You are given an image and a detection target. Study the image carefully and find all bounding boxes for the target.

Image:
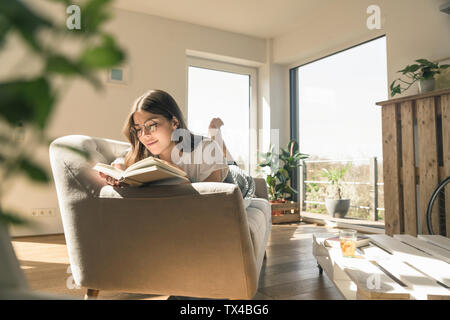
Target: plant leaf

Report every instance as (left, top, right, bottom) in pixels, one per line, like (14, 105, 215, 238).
(293, 153, 309, 161)
(0, 80, 33, 124)
(46, 55, 82, 75)
(0, 13, 11, 49)
(17, 157, 50, 183)
(24, 77, 55, 129)
(280, 148, 290, 159)
(0, 77, 55, 128)
(0, 210, 27, 226)
(422, 69, 434, 80)
(400, 64, 419, 73)
(0, 0, 53, 52)
(80, 34, 124, 69)
(415, 59, 433, 66)
(51, 143, 91, 160)
(80, 0, 112, 34)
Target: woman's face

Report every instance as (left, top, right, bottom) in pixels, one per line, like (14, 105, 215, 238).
(132, 110, 179, 157)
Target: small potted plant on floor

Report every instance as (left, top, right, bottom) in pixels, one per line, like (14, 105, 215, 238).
(258, 139, 309, 216)
(320, 163, 351, 218)
(390, 58, 449, 97)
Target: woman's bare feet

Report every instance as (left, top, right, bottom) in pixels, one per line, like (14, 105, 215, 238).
(208, 117, 224, 135)
(208, 117, 235, 163)
(208, 117, 225, 143)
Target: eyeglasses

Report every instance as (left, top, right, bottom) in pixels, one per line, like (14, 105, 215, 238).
(131, 120, 158, 137)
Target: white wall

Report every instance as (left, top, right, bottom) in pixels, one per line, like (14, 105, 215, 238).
(271, 0, 450, 152)
(4, 5, 266, 237)
(257, 40, 289, 157)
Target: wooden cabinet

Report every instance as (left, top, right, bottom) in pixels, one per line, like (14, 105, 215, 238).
(376, 88, 450, 236)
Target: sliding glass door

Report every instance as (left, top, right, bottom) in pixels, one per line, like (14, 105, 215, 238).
(291, 36, 388, 220)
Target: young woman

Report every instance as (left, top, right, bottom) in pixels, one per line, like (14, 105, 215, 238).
(99, 89, 255, 201)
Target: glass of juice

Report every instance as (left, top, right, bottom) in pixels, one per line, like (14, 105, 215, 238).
(339, 229, 357, 257)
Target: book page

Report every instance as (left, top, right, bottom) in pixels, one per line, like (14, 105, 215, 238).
(125, 156, 187, 177)
(123, 166, 189, 184)
(93, 163, 124, 180)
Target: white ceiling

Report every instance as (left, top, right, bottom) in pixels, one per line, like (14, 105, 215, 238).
(113, 0, 333, 39)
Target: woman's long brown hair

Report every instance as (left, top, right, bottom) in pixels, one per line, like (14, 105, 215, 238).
(122, 90, 200, 168)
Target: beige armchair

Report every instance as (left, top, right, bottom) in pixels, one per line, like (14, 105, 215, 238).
(49, 135, 271, 299)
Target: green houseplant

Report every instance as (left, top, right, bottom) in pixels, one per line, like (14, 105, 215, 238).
(0, 0, 125, 298)
(0, 0, 125, 224)
(258, 139, 309, 215)
(390, 58, 450, 97)
(320, 163, 351, 218)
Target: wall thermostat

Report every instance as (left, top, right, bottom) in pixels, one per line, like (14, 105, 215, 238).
(107, 66, 129, 84)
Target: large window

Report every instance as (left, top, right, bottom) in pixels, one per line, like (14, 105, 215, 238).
(295, 36, 387, 159)
(291, 36, 388, 221)
(187, 57, 257, 173)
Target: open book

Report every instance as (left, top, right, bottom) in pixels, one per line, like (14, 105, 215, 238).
(93, 156, 190, 186)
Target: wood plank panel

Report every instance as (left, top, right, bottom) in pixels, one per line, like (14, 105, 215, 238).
(393, 234, 450, 263)
(327, 248, 410, 300)
(381, 103, 402, 235)
(361, 245, 450, 300)
(417, 234, 450, 250)
(271, 213, 300, 224)
(400, 101, 417, 235)
(377, 88, 450, 106)
(416, 97, 440, 234)
(441, 94, 450, 237)
(368, 234, 450, 287)
(271, 202, 299, 211)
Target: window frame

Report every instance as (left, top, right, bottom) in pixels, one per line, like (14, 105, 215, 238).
(186, 56, 258, 174)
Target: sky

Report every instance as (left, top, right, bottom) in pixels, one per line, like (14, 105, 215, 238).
(297, 36, 388, 160)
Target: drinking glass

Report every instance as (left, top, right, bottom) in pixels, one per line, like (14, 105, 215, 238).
(339, 229, 357, 257)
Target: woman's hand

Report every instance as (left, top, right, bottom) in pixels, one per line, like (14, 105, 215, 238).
(98, 163, 125, 187)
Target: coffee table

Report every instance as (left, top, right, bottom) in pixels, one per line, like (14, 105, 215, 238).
(312, 233, 450, 300)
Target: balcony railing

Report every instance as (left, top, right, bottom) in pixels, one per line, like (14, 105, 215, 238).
(298, 157, 384, 221)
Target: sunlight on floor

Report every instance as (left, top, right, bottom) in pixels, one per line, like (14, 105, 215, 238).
(12, 241, 69, 264)
(20, 265, 36, 270)
(290, 227, 338, 241)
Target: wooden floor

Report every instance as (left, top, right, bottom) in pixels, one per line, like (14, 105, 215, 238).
(11, 222, 344, 300)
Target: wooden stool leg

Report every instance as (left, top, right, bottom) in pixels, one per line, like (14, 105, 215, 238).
(84, 289, 100, 300)
(264, 250, 267, 259)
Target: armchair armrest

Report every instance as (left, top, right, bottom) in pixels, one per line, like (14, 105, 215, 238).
(253, 177, 269, 200)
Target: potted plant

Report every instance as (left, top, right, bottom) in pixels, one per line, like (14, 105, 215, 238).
(258, 139, 309, 216)
(320, 163, 351, 218)
(0, 0, 124, 298)
(390, 58, 450, 97)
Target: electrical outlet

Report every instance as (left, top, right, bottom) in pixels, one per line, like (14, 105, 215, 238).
(31, 208, 56, 217)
